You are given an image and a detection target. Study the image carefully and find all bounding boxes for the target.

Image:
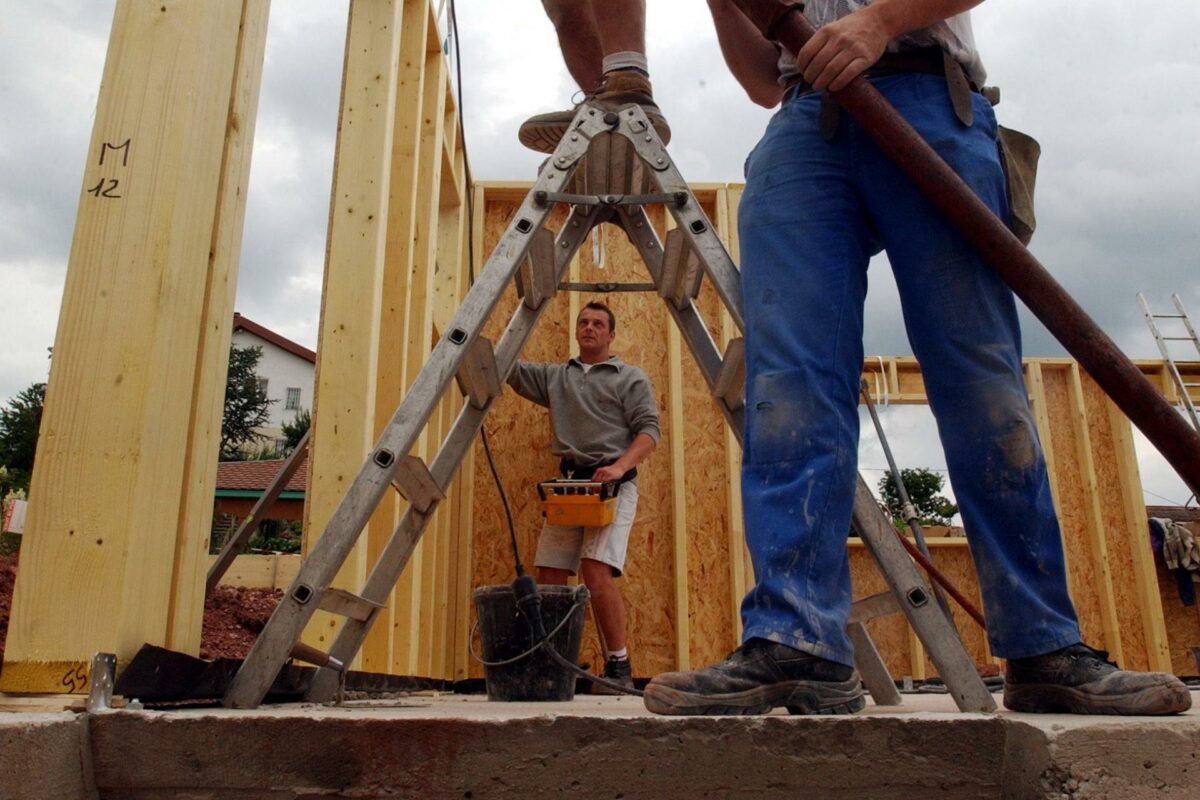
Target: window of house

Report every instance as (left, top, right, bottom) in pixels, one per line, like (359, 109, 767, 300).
(255, 377, 269, 395)
(285, 387, 301, 410)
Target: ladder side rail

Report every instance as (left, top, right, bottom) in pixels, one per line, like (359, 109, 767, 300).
(616, 107, 745, 334)
(305, 209, 596, 701)
(617, 206, 745, 435)
(850, 478, 996, 712)
(223, 133, 603, 709)
(1171, 293, 1200, 358)
(1140, 293, 1200, 431)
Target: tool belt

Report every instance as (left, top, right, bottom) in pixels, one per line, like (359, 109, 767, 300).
(782, 46, 1040, 244)
(558, 457, 637, 486)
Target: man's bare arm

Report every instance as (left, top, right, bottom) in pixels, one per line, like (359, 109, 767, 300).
(593, 433, 657, 483)
(706, 0, 785, 108)
(799, 0, 985, 91)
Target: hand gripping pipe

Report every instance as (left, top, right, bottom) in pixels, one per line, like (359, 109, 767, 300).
(731, 0, 1200, 500)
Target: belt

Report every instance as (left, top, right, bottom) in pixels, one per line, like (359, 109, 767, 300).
(559, 457, 637, 485)
(782, 47, 980, 133)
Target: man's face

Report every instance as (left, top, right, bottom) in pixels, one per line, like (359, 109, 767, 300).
(576, 308, 615, 353)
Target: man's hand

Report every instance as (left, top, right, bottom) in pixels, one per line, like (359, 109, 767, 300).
(797, 6, 890, 92)
(592, 464, 627, 483)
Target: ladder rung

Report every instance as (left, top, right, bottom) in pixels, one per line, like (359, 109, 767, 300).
(1162, 336, 1198, 341)
(391, 455, 445, 514)
(516, 228, 556, 310)
(714, 337, 746, 411)
(1152, 314, 1187, 319)
(318, 587, 385, 623)
(848, 591, 902, 624)
(454, 336, 502, 409)
(660, 228, 703, 310)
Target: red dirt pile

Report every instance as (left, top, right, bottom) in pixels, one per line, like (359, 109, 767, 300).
(0, 555, 279, 663)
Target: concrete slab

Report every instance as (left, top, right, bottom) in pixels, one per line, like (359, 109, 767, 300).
(1, 691, 1197, 799)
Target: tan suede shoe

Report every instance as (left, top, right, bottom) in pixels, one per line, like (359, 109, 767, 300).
(518, 71, 671, 154)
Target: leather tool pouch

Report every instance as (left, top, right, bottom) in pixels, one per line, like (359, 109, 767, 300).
(996, 125, 1041, 245)
(944, 54, 1041, 245)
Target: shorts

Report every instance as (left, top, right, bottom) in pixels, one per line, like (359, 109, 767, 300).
(534, 481, 639, 577)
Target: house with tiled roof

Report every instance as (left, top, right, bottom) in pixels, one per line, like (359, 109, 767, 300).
(211, 454, 309, 552)
(231, 313, 315, 455)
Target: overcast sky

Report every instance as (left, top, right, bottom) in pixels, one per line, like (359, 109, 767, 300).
(2, 0, 1197, 506)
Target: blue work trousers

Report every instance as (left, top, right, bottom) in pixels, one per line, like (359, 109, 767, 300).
(737, 74, 1082, 665)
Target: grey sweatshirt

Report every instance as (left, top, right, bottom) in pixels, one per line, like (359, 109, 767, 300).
(507, 356, 661, 470)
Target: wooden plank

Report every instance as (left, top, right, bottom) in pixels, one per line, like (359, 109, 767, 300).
(1026, 363, 1070, 574)
(368, 0, 430, 678)
(717, 187, 747, 642)
(302, 0, 406, 666)
(1106, 397, 1173, 672)
(668, 314, 690, 671)
(1, 0, 269, 693)
(1066, 363, 1125, 665)
(412, 41, 450, 679)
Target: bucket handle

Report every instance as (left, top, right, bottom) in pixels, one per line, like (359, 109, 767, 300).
(468, 599, 588, 668)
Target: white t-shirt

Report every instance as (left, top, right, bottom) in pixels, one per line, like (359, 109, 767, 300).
(777, 0, 986, 87)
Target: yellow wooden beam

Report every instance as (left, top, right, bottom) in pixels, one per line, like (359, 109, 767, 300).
(1067, 363, 1125, 665)
(302, 0, 407, 668)
(1, 0, 269, 693)
(1106, 398, 1173, 672)
(718, 187, 747, 644)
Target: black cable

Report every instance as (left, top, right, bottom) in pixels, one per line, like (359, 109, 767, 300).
(446, 2, 639, 699)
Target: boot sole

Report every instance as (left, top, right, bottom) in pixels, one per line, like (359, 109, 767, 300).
(1004, 681, 1193, 715)
(518, 103, 671, 155)
(643, 677, 865, 716)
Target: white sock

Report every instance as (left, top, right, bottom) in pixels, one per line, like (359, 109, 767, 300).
(608, 647, 628, 661)
(602, 51, 649, 77)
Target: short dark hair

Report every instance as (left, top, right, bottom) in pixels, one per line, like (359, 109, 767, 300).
(581, 301, 616, 333)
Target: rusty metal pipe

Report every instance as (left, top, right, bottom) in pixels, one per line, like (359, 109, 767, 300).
(731, 0, 1200, 499)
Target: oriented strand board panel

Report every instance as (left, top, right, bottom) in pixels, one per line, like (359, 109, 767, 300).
(1040, 365, 1106, 648)
(1154, 522, 1200, 676)
(1, 0, 270, 693)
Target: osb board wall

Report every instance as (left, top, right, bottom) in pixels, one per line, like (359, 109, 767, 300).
(465, 182, 1178, 679)
(469, 188, 737, 679)
(1154, 522, 1200, 676)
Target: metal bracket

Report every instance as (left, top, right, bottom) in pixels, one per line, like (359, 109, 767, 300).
(454, 336, 503, 410)
(391, 455, 444, 514)
(661, 228, 704, 310)
(714, 337, 746, 412)
(534, 190, 687, 208)
(559, 281, 657, 293)
(515, 228, 557, 310)
(86, 652, 116, 713)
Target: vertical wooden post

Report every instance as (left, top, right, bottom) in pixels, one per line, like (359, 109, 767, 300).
(1, 0, 270, 693)
(302, 0, 407, 663)
(717, 187, 748, 644)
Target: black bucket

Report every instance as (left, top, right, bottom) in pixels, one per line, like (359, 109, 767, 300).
(473, 583, 589, 701)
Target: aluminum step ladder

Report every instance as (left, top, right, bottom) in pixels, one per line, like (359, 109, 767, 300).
(223, 101, 994, 713)
(1138, 292, 1200, 435)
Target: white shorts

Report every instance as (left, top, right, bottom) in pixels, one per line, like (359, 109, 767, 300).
(534, 481, 639, 577)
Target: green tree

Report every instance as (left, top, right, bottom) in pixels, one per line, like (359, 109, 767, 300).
(0, 382, 46, 493)
(221, 345, 274, 460)
(878, 467, 958, 527)
(281, 407, 311, 455)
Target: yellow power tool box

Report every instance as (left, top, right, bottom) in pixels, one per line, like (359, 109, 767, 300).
(537, 478, 619, 527)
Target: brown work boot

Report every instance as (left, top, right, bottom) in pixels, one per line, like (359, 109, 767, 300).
(1004, 643, 1192, 715)
(591, 655, 635, 695)
(643, 638, 865, 716)
(518, 71, 671, 154)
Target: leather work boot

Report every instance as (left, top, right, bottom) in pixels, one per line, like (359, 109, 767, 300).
(518, 71, 671, 154)
(591, 655, 634, 695)
(643, 638, 865, 716)
(1004, 643, 1192, 715)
